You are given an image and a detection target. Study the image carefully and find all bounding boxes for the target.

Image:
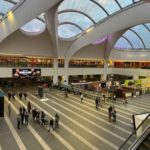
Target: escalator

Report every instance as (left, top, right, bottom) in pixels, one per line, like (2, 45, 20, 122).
(119, 113, 150, 150)
(137, 132, 150, 150)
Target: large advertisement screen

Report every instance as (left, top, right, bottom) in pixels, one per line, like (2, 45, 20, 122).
(13, 68, 41, 77)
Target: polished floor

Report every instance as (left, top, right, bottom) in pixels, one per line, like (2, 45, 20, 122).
(0, 87, 150, 150)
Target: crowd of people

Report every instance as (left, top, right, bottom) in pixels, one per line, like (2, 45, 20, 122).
(16, 105, 60, 131)
(7, 92, 60, 132)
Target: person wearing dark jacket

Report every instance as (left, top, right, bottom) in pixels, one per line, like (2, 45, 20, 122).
(48, 118, 54, 132)
(108, 105, 113, 122)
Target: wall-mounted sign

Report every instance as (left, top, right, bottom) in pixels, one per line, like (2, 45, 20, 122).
(13, 68, 41, 77)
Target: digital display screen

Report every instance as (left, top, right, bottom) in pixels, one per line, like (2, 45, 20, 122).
(13, 68, 41, 77)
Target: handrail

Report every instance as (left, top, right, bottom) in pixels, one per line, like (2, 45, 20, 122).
(130, 124, 150, 150)
(118, 113, 150, 150)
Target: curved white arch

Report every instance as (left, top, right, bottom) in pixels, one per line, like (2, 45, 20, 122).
(0, 0, 61, 43)
(65, 2, 150, 61)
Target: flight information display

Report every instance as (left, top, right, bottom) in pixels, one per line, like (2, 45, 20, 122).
(13, 68, 41, 77)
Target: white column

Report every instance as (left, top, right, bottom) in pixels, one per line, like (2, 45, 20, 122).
(133, 74, 139, 81)
(63, 59, 69, 85)
(101, 60, 108, 81)
(63, 75, 69, 85)
(53, 58, 58, 85)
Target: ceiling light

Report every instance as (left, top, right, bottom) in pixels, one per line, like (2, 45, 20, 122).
(86, 27, 94, 33)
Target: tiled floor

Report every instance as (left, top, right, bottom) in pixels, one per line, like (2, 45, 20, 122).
(0, 87, 150, 150)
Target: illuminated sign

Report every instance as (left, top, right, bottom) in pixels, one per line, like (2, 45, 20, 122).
(13, 68, 41, 77)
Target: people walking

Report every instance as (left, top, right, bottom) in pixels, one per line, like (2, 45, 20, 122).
(25, 111, 29, 126)
(123, 94, 128, 105)
(65, 91, 68, 98)
(108, 105, 113, 122)
(95, 97, 99, 110)
(8, 91, 11, 101)
(17, 113, 21, 129)
(55, 114, 60, 130)
(19, 92, 23, 100)
(112, 106, 117, 122)
(41, 111, 45, 125)
(113, 93, 116, 103)
(102, 95, 106, 104)
(24, 92, 27, 100)
(80, 93, 83, 103)
(8, 102, 11, 116)
(20, 107, 25, 125)
(12, 92, 15, 100)
(48, 118, 54, 132)
(27, 101, 31, 113)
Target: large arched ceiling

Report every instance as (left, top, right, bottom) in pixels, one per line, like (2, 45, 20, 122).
(114, 23, 150, 49)
(65, 2, 150, 61)
(0, 0, 61, 43)
(19, 0, 142, 40)
(58, 0, 142, 40)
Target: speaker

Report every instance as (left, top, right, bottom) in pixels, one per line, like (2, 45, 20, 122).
(0, 92, 4, 117)
(101, 83, 106, 88)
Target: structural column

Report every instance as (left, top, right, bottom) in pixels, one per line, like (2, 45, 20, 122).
(63, 59, 69, 85)
(101, 60, 108, 81)
(53, 58, 58, 85)
(133, 74, 139, 81)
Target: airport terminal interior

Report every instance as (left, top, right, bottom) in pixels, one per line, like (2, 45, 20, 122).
(0, 0, 150, 150)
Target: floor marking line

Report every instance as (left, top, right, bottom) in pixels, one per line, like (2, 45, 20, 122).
(15, 97, 75, 150)
(69, 94, 132, 116)
(28, 93, 118, 149)
(127, 99, 150, 107)
(4, 112, 26, 150)
(69, 94, 141, 121)
(78, 95, 148, 114)
(57, 94, 132, 127)
(5, 97, 51, 150)
(48, 94, 131, 135)
(27, 93, 99, 150)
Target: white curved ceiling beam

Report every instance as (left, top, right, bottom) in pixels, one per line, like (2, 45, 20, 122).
(104, 30, 126, 60)
(0, 0, 61, 43)
(45, 1, 62, 58)
(65, 2, 150, 61)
